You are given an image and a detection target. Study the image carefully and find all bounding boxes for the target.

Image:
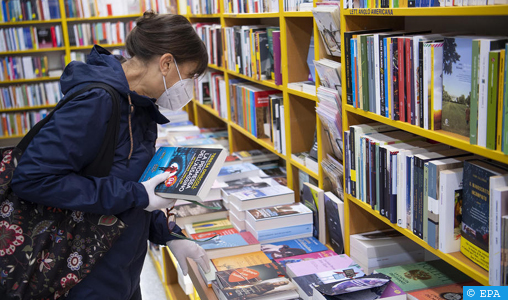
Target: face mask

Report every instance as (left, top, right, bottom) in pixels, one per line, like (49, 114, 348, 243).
(157, 60, 194, 111)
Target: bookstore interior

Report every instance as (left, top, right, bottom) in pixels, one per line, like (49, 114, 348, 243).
(1, 0, 508, 299)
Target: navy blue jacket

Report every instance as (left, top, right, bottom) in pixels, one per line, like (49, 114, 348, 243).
(11, 46, 182, 300)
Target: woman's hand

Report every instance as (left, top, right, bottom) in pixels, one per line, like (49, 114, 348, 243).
(166, 239, 210, 276)
(141, 172, 177, 211)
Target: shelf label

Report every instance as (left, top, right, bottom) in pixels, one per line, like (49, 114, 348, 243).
(350, 9, 394, 15)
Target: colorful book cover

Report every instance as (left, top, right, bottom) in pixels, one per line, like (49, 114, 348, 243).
(138, 147, 226, 201)
(487, 50, 500, 150)
(247, 203, 312, 220)
(250, 223, 313, 241)
(374, 260, 471, 292)
(381, 281, 406, 298)
(191, 228, 239, 240)
(260, 237, 328, 260)
(192, 219, 233, 233)
(218, 163, 259, 178)
(441, 37, 473, 138)
(314, 273, 391, 297)
(216, 262, 287, 288)
(274, 250, 338, 269)
(287, 254, 356, 278)
(173, 200, 226, 218)
(220, 276, 297, 300)
(212, 251, 272, 272)
(196, 232, 258, 251)
(407, 281, 480, 299)
(293, 265, 364, 298)
(301, 183, 320, 241)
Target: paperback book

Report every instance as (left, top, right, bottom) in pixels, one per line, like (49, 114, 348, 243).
(138, 147, 227, 201)
(218, 276, 299, 300)
(260, 237, 328, 260)
(274, 250, 338, 269)
(172, 200, 227, 225)
(246, 202, 313, 231)
(312, 273, 391, 300)
(216, 262, 287, 288)
(286, 254, 357, 278)
(212, 251, 272, 272)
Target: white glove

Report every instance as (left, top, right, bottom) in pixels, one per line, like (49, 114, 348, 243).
(141, 172, 177, 212)
(167, 239, 210, 276)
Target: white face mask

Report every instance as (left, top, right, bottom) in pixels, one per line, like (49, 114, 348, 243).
(157, 60, 194, 111)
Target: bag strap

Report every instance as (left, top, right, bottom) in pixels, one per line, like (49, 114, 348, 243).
(16, 82, 122, 178)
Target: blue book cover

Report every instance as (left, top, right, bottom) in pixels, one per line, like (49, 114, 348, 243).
(261, 237, 327, 260)
(254, 224, 313, 241)
(384, 38, 389, 118)
(197, 233, 254, 250)
(218, 163, 259, 177)
(138, 147, 226, 201)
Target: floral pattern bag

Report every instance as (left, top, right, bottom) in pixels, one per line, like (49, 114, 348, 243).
(0, 83, 125, 300)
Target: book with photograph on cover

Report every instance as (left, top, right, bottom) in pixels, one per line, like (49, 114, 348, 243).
(139, 147, 227, 201)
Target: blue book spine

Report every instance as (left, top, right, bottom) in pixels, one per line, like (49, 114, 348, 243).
(389, 152, 397, 224)
(406, 156, 412, 231)
(255, 224, 313, 241)
(384, 38, 389, 117)
(351, 39, 356, 108)
(1, 1, 7, 23)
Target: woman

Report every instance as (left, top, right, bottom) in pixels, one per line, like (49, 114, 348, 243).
(11, 12, 210, 300)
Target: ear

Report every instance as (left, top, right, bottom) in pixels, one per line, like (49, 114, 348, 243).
(159, 53, 174, 76)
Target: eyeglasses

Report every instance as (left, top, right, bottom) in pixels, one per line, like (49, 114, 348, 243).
(166, 206, 218, 242)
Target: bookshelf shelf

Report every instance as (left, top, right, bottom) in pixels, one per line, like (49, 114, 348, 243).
(0, 134, 25, 140)
(347, 195, 489, 286)
(341, 5, 508, 16)
(230, 122, 286, 159)
(222, 13, 280, 18)
(345, 105, 508, 165)
(283, 11, 314, 17)
(66, 14, 143, 22)
(0, 77, 61, 85)
(287, 88, 318, 101)
(187, 14, 221, 18)
(0, 48, 66, 55)
(193, 101, 227, 123)
(207, 64, 225, 72)
(226, 70, 282, 90)
(290, 158, 319, 179)
(0, 19, 62, 26)
(0, 104, 57, 113)
(70, 43, 126, 50)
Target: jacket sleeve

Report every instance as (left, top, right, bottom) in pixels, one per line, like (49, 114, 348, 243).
(11, 88, 150, 215)
(148, 210, 184, 245)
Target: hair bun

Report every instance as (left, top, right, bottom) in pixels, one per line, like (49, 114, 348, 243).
(137, 10, 157, 27)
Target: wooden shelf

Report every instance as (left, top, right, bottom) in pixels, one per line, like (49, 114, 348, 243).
(0, 47, 65, 55)
(345, 105, 508, 164)
(222, 13, 280, 18)
(66, 14, 142, 21)
(342, 5, 508, 16)
(226, 70, 282, 90)
(193, 101, 227, 123)
(347, 195, 489, 286)
(70, 43, 125, 50)
(0, 134, 25, 140)
(0, 77, 60, 85)
(0, 104, 57, 112)
(287, 88, 318, 101)
(290, 158, 319, 179)
(0, 19, 62, 26)
(187, 14, 222, 18)
(230, 122, 286, 159)
(283, 11, 314, 17)
(207, 64, 225, 72)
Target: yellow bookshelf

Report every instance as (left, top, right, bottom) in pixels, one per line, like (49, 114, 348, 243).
(65, 14, 143, 22)
(0, 104, 57, 112)
(69, 43, 126, 50)
(0, 48, 66, 55)
(341, 5, 508, 16)
(0, 19, 63, 26)
(0, 77, 61, 85)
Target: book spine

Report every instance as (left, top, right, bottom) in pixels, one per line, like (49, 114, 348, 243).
(478, 40, 490, 147)
(386, 38, 392, 118)
(345, 33, 353, 106)
(496, 50, 505, 152)
(352, 38, 357, 108)
(470, 40, 480, 145)
(369, 140, 376, 208)
(350, 127, 357, 198)
(504, 44, 508, 154)
(379, 36, 386, 117)
(380, 146, 387, 216)
(398, 38, 406, 122)
(413, 156, 422, 238)
(361, 35, 369, 111)
(365, 138, 371, 205)
(486, 51, 500, 150)
(392, 38, 399, 120)
(423, 162, 429, 243)
(389, 151, 398, 224)
(374, 35, 382, 115)
(418, 41, 424, 128)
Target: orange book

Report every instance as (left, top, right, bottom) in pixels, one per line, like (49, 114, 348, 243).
(16, 114, 22, 135)
(212, 251, 271, 272)
(408, 281, 480, 300)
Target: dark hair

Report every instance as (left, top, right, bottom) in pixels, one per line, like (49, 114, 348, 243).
(126, 11, 208, 76)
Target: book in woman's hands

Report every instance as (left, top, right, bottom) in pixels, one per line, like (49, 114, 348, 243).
(139, 147, 227, 202)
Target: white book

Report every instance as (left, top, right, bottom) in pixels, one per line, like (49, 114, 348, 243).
(489, 177, 508, 285)
(373, 33, 382, 116)
(246, 202, 313, 231)
(423, 43, 431, 130)
(280, 104, 286, 155)
(478, 39, 493, 147)
(438, 168, 463, 254)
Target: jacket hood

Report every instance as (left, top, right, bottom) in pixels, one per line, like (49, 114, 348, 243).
(60, 45, 169, 124)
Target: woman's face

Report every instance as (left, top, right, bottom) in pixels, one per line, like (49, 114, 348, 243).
(157, 54, 198, 98)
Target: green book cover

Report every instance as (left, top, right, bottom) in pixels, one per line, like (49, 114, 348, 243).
(470, 40, 480, 145)
(374, 260, 471, 292)
(487, 50, 500, 150)
(503, 44, 508, 154)
(266, 27, 278, 80)
(360, 35, 370, 112)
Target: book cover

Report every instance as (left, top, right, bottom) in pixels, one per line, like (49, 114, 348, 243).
(312, 7, 341, 57)
(374, 260, 471, 292)
(313, 273, 391, 297)
(438, 168, 463, 254)
(192, 218, 233, 233)
(486, 50, 500, 150)
(216, 262, 287, 288)
(191, 228, 239, 240)
(247, 203, 312, 220)
(220, 276, 297, 299)
(261, 237, 328, 260)
(301, 182, 323, 243)
(274, 250, 338, 269)
(218, 163, 260, 179)
(431, 42, 444, 131)
(138, 147, 227, 201)
(324, 192, 345, 254)
(441, 37, 473, 138)
(173, 200, 226, 218)
(293, 265, 365, 299)
(407, 281, 480, 300)
(212, 251, 272, 272)
(287, 254, 356, 278)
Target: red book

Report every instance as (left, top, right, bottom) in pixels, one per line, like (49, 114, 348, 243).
(50, 26, 57, 47)
(405, 38, 412, 124)
(191, 228, 239, 240)
(273, 31, 282, 85)
(107, 4, 113, 16)
(38, 1, 45, 20)
(398, 38, 406, 122)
